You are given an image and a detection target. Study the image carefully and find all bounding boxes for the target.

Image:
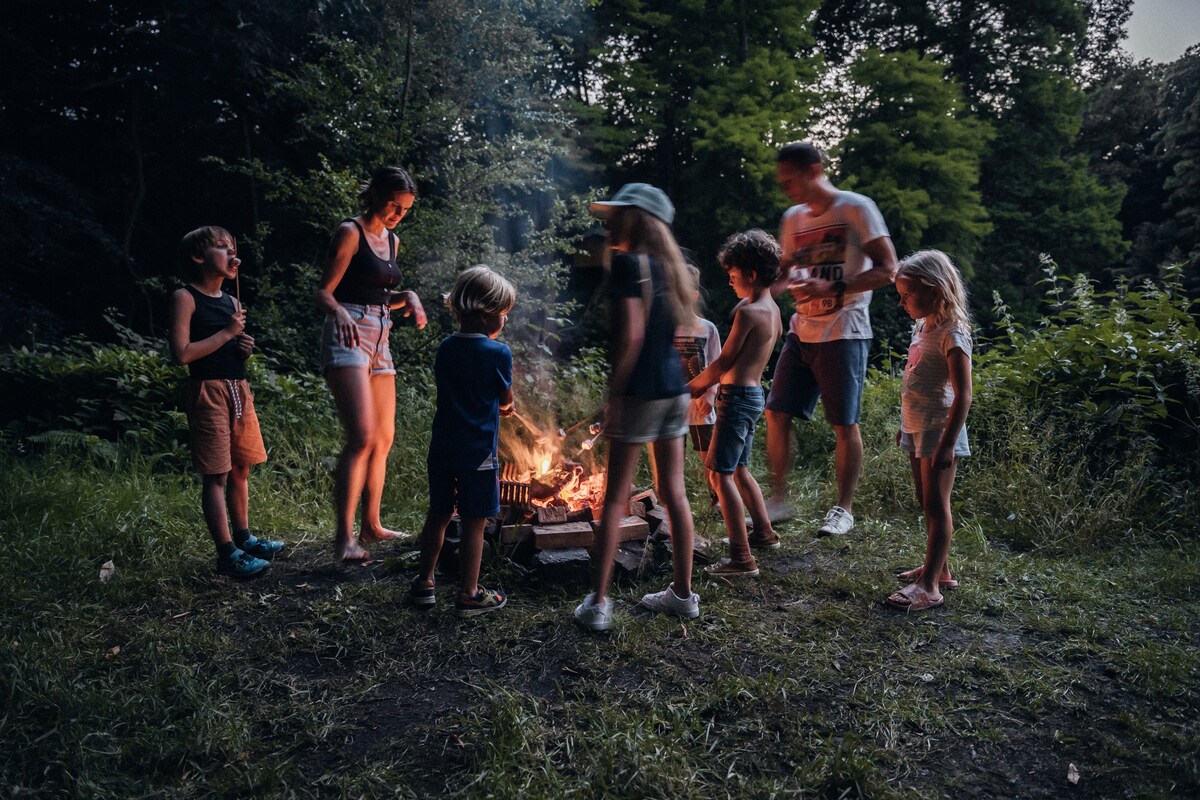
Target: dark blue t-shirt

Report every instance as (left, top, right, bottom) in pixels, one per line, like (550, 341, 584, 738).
(608, 253, 686, 400)
(430, 333, 513, 469)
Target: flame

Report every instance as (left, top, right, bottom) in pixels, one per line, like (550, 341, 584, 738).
(499, 412, 606, 511)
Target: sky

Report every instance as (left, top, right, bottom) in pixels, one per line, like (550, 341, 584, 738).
(1126, 0, 1200, 62)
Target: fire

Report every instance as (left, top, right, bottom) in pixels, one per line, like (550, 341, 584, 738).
(500, 413, 606, 511)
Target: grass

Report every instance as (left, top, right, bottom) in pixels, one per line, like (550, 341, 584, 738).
(2, 383, 1199, 798)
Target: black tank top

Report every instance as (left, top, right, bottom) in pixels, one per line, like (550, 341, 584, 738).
(185, 286, 246, 380)
(331, 219, 401, 305)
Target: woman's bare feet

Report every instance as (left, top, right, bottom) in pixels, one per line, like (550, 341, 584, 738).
(336, 539, 372, 561)
(897, 565, 958, 589)
(360, 526, 403, 544)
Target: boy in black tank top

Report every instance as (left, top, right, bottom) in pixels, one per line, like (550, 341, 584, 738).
(169, 226, 285, 579)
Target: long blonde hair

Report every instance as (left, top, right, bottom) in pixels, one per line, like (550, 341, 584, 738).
(606, 207, 696, 327)
(897, 249, 972, 334)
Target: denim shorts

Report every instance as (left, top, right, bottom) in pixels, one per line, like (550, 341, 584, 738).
(320, 303, 395, 375)
(765, 334, 868, 426)
(899, 427, 971, 459)
(706, 385, 765, 474)
(604, 394, 689, 444)
(427, 453, 500, 519)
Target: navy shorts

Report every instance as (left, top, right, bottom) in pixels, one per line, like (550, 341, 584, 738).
(427, 453, 500, 519)
(765, 334, 869, 426)
(706, 385, 765, 474)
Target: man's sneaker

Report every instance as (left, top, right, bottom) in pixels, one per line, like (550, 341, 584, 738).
(817, 506, 855, 536)
(638, 584, 700, 619)
(239, 534, 286, 560)
(704, 557, 760, 578)
(455, 586, 506, 617)
(764, 496, 796, 524)
(409, 578, 436, 607)
(573, 593, 614, 631)
(216, 549, 270, 579)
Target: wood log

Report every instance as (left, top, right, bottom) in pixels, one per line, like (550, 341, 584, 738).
(533, 521, 594, 549)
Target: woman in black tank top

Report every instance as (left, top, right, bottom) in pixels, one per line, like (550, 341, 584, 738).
(315, 166, 427, 561)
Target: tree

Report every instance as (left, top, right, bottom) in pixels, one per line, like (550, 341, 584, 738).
(838, 48, 992, 269)
(579, 0, 823, 287)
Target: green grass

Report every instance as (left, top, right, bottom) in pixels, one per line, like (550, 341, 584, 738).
(2, 380, 1198, 798)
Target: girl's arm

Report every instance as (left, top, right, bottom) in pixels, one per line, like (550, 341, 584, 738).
(934, 347, 973, 469)
(168, 289, 244, 366)
(688, 302, 748, 396)
(314, 222, 361, 347)
(606, 296, 645, 403)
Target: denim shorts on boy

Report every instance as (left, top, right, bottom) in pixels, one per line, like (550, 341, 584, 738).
(427, 451, 501, 519)
(689, 423, 713, 453)
(604, 393, 689, 444)
(765, 334, 869, 426)
(320, 303, 395, 375)
(185, 379, 268, 475)
(706, 385, 765, 474)
(898, 426, 970, 459)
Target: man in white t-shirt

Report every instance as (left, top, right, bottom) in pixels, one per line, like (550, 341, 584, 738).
(765, 141, 898, 536)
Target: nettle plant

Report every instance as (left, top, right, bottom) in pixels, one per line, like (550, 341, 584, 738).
(977, 258, 1200, 467)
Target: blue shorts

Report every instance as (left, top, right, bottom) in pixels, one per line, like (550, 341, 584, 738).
(899, 427, 970, 459)
(321, 303, 395, 376)
(765, 334, 868, 426)
(706, 385, 765, 474)
(427, 453, 500, 519)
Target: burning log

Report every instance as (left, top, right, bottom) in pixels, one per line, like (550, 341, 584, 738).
(529, 461, 585, 501)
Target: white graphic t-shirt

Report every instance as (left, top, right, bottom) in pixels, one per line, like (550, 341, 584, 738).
(779, 190, 889, 343)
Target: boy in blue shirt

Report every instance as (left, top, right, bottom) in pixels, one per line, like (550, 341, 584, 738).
(410, 266, 516, 616)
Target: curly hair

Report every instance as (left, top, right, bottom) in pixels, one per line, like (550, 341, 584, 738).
(717, 229, 781, 287)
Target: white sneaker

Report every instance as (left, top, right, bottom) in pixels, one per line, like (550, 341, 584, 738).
(764, 496, 796, 524)
(573, 593, 613, 631)
(817, 506, 854, 536)
(638, 584, 700, 619)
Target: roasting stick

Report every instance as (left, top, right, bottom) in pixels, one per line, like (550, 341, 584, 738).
(512, 410, 545, 438)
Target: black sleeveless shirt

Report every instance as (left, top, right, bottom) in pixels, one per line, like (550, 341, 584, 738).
(332, 219, 402, 305)
(185, 286, 246, 380)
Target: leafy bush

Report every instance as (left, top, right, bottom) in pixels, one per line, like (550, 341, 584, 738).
(977, 259, 1199, 471)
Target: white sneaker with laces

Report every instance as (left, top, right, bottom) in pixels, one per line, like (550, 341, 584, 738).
(573, 593, 613, 631)
(638, 584, 700, 619)
(817, 506, 855, 536)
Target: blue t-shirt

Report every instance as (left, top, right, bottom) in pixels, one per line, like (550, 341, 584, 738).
(430, 333, 513, 470)
(608, 253, 686, 400)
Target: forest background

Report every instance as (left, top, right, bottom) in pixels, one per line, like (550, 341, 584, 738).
(1, 2, 1199, 797)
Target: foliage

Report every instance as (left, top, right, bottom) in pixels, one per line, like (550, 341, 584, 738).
(840, 49, 993, 271)
(578, 0, 822, 300)
(978, 259, 1199, 464)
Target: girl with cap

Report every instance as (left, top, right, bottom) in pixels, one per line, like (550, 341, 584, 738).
(573, 183, 701, 631)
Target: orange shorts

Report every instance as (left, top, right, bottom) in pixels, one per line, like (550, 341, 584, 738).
(185, 379, 268, 475)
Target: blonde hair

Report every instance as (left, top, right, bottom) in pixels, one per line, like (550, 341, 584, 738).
(606, 208, 696, 327)
(445, 265, 517, 325)
(897, 249, 972, 334)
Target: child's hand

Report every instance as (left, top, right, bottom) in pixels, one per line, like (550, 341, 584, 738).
(500, 403, 515, 418)
(933, 442, 955, 470)
(236, 333, 254, 359)
(225, 309, 246, 337)
(895, 429, 902, 447)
